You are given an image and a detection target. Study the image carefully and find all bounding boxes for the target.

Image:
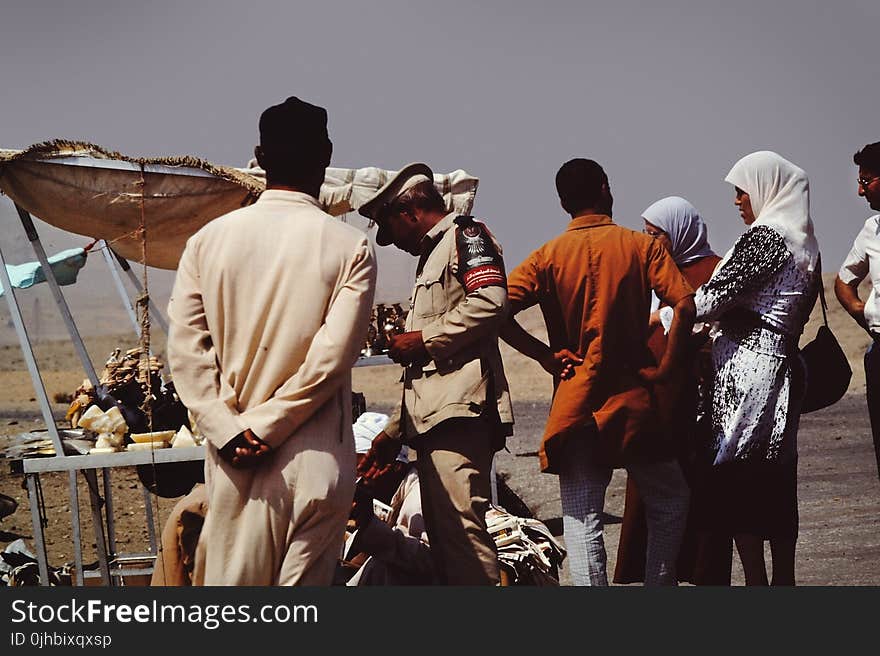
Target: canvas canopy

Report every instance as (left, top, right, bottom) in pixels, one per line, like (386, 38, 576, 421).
(0, 141, 479, 271)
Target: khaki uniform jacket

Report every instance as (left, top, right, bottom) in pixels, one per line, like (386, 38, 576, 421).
(385, 213, 514, 442)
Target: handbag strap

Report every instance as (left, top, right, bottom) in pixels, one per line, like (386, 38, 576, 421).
(816, 254, 829, 328)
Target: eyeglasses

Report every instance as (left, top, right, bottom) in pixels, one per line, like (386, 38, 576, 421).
(858, 175, 880, 188)
(643, 228, 666, 238)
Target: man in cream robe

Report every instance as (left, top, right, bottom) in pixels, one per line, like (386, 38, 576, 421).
(167, 97, 376, 585)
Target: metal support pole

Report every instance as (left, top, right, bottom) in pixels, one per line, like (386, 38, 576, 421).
(25, 475, 50, 586)
(0, 227, 68, 585)
(110, 247, 169, 336)
(84, 469, 111, 585)
(101, 241, 159, 557)
(15, 204, 99, 386)
(99, 241, 140, 334)
(102, 469, 117, 564)
(142, 486, 157, 555)
(13, 203, 116, 583)
(69, 471, 84, 586)
(0, 238, 64, 454)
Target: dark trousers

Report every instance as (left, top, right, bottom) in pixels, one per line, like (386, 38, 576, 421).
(864, 340, 880, 482)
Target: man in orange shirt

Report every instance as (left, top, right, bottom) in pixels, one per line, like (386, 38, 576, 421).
(502, 158, 695, 585)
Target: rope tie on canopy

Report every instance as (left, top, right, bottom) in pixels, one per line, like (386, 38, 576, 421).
(135, 163, 165, 583)
(136, 175, 152, 425)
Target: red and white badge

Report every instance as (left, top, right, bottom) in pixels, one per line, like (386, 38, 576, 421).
(454, 217, 506, 292)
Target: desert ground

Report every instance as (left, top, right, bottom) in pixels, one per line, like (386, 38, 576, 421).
(1, 278, 879, 586)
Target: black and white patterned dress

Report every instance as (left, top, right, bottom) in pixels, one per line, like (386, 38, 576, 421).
(694, 225, 819, 466)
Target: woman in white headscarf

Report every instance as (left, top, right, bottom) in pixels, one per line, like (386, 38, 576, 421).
(615, 197, 731, 585)
(692, 151, 820, 586)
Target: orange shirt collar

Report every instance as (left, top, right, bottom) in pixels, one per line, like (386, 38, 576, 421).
(566, 214, 614, 231)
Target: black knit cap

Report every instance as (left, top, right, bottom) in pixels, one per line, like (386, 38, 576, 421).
(258, 96, 330, 159)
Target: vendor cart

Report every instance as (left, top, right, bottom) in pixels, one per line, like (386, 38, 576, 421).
(0, 141, 480, 585)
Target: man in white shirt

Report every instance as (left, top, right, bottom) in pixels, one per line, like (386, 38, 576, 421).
(835, 140, 880, 481)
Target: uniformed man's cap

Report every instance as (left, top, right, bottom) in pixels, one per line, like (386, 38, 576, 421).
(358, 162, 434, 246)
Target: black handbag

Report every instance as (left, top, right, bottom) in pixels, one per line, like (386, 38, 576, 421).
(800, 264, 852, 413)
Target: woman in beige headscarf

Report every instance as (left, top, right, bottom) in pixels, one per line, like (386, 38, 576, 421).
(690, 151, 820, 585)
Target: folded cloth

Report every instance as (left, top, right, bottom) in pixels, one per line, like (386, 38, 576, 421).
(0, 248, 86, 297)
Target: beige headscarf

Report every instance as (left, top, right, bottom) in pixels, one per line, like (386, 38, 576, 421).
(724, 150, 819, 274)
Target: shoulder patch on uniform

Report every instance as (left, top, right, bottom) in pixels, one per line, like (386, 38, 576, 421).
(454, 218, 506, 292)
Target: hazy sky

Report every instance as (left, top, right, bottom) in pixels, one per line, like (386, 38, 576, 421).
(2, 0, 879, 304)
